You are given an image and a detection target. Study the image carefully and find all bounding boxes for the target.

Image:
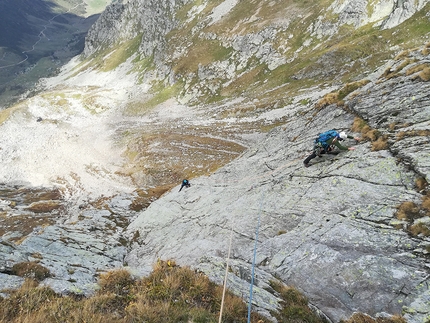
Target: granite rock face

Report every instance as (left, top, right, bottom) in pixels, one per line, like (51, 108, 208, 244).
(125, 54, 430, 322)
(0, 194, 137, 296)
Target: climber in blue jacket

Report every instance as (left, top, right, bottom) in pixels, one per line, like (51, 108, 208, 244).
(304, 130, 361, 167)
(179, 179, 191, 192)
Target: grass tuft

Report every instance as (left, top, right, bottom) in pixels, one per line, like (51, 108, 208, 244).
(351, 117, 386, 150)
(11, 262, 51, 281)
(406, 63, 430, 79)
(396, 129, 430, 141)
(395, 201, 421, 222)
(394, 190, 430, 236)
(341, 312, 406, 323)
(409, 222, 430, 237)
(315, 92, 340, 109)
(98, 269, 135, 296)
(371, 135, 388, 151)
(415, 177, 428, 192)
(338, 80, 371, 100)
(422, 194, 430, 215)
(270, 281, 325, 323)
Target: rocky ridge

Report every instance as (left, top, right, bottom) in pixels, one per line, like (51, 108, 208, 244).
(83, 0, 430, 102)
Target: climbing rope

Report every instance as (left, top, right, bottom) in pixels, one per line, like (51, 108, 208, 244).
(217, 189, 266, 323)
(218, 226, 234, 323)
(247, 189, 265, 323)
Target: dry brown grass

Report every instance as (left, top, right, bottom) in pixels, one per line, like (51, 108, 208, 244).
(381, 59, 417, 80)
(396, 129, 430, 141)
(130, 185, 174, 212)
(406, 63, 430, 77)
(0, 260, 409, 323)
(315, 92, 340, 109)
(422, 194, 430, 214)
(338, 80, 371, 100)
(409, 222, 430, 236)
(416, 67, 430, 81)
(351, 117, 367, 133)
(388, 122, 397, 131)
(364, 128, 379, 141)
(120, 125, 246, 193)
(341, 312, 406, 323)
(0, 212, 56, 243)
(394, 50, 410, 60)
(270, 281, 326, 323)
(11, 262, 51, 281)
(395, 195, 430, 236)
(25, 200, 63, 213)
(415, 177, 428, 191)
(371, 135, 388, 151)
(351, 117, 385, 147)
(0, 261, 270, 323)
(0, 186, 64, 242)
(395, 201, 421, 221)
(99, 269, 136, 296)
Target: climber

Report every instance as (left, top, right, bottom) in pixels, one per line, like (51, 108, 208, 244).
(179, 179, 191, 192)
(303, 130, 361, 167)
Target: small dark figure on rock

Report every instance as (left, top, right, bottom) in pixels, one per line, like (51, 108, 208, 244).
(179, 179, 191, 192)
(303, 130, 361, 167)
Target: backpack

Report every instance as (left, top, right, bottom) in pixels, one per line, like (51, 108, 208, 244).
(314, 130, 338, 150)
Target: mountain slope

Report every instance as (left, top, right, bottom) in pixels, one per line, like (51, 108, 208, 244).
(125, 45, 430, 322)
(81, 0, 430, 105)
(0, 0, 429, 322)
(0, 0, 110, 109)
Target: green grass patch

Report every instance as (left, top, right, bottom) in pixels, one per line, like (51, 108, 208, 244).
(70, 34, 143, 75)
(205, 0, 261, 34)
(124, 82, 184, 116)
(175, 0, 219, 23)
(147, 82, 184, 108)
(245, 4, 430, 102)
(100, 35, 143, 72)
(132, 55, 154, 69)
(172, 39, 233, 74)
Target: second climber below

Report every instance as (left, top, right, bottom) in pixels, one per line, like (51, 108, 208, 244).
(179, 179, 191, 192)
(303, 130, 361, 167)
